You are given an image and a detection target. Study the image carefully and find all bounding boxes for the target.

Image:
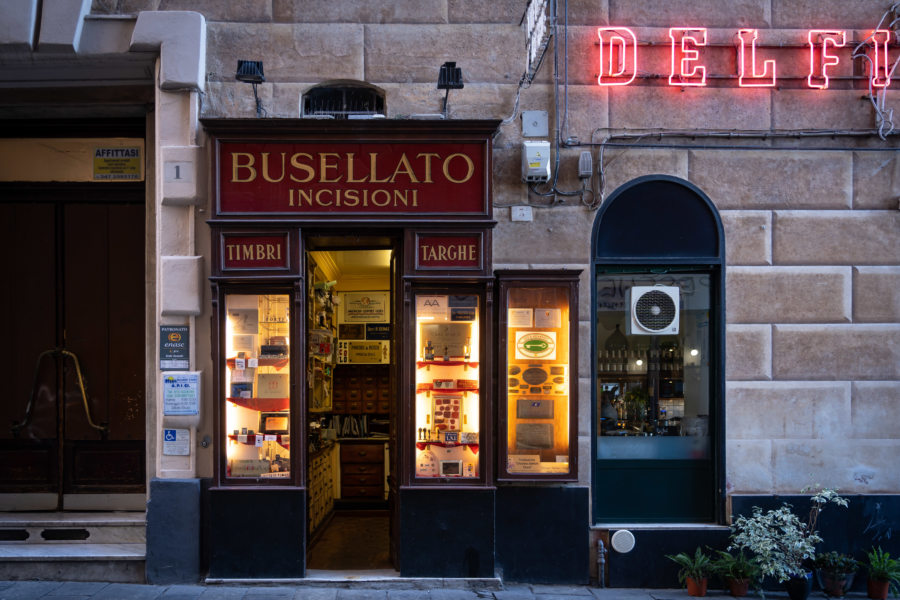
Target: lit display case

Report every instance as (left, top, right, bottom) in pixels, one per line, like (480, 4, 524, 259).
(412, 292, 482, 481)
(497, 271, 579, 481)
(223, 292, 293, 481)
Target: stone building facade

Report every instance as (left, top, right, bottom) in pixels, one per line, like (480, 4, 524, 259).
(0, 0, 898, 587)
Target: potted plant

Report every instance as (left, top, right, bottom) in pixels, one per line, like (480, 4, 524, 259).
(666, 547, 713, 597)
(814, 551, 858, 597)
(729, 486, 848, 600)
(712, 548, 758, 597)
(865, 547, 900, 600)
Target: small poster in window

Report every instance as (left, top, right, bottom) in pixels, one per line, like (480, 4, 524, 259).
(416, 295, 448, 320)
(534, 308, 561, 328)
(228, 309, 258, 334)
(508, 308, 533, 328)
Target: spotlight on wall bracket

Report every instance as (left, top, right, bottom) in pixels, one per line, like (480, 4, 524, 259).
(236, 60, 266, 118)
(437, 61, 464, 118)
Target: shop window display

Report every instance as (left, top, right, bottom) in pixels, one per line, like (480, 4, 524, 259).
(224, 293, 292, 480)
(413, 293, 480, 480)
(496, 272, 579, 480)
(596, 273, 711, 460)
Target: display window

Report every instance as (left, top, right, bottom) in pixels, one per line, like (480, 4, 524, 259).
(223, 293, 293, 480)
(413, 293, 481, 480)
(596, 273, 711, 458)
(497, 271, 579, 480)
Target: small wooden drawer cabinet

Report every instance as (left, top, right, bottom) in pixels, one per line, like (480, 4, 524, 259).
(308, 444, 336, 534)
(340, 442, 385, 500)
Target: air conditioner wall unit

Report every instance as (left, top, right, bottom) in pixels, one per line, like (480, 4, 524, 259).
(626, 285, 680, 335)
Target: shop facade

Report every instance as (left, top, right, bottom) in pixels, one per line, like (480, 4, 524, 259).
(1, 0, 898, 588)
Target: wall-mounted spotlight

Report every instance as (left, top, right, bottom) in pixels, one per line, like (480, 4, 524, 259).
(236, 60, 266, 118)
(437, 61, 464, 118)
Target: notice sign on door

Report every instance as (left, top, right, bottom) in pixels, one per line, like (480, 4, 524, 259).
(93, 147, 142, 180)
(162, 372, 201, 416)
(162, 428, 190, 456)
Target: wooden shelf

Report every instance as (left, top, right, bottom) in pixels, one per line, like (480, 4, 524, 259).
(226, 396, 289, 411)
(226, 357, 289, 369)
(416, 360, 478, 368)
(228, 434, 290, 448)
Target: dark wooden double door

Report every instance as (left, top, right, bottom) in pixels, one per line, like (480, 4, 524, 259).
(0, 197, 146, 509)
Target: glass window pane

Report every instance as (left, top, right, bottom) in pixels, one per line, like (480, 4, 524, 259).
(596, 273, 711, 460)
(413, 294, 480, 479)
(505, 287, 571, 475)
(224, 293, 291, 479)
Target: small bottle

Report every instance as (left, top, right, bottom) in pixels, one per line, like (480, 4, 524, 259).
(424, 340, 434, 361)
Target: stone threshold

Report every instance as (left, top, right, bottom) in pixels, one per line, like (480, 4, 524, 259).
(0, 543, 145, 561)
(592, 523, 730, 530)
(207, 573, 502, 590)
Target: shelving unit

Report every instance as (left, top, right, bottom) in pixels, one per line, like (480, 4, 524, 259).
(307, 255, 334, 413)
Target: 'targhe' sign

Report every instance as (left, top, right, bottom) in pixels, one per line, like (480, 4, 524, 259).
(217, 141, 487, 215)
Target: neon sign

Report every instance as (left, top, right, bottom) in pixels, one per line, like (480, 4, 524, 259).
(595, 27, 893, 89)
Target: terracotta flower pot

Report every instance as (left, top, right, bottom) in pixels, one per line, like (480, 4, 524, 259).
(867, 578, 891, 600)
(726, 577, 750, 597)
(686, 576, 708, 597)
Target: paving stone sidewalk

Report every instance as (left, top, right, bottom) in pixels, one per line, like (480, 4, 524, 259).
(0, 581, 872, 600)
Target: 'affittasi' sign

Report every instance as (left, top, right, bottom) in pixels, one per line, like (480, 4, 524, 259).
(216, 141, 487, 216)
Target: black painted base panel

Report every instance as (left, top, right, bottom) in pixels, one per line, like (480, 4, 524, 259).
(146, 478, 201, 584)
(496, 485, 590, 584)
(398, 487, 494, 578)
(207, 488, 306, 579)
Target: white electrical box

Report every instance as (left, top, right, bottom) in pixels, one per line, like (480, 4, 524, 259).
(522, 141, 551, 183)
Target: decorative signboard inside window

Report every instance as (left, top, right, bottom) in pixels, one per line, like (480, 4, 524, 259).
(224, 293, 292, 480)
(414, 293, 480, 479)
(497, 271, 579, 480)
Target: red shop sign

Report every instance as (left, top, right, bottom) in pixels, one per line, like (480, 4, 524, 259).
(416, 234, 482, 270)
(217, 141, 488, 216)
(221, 234, 289, 270)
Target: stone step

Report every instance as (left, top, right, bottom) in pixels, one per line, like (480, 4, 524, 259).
(0, 512, 146, 583)
(0, 512, 145, 544)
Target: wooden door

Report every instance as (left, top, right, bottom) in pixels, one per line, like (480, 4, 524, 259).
(0, 198, 146, 509)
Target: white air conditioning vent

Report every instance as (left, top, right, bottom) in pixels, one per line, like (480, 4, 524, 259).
(626, 285, 680, 335)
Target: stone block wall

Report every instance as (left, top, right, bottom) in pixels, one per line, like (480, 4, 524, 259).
(88, 1, 900, 497)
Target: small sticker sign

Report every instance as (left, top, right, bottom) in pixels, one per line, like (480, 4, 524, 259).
(160, 325, 189, 370)
(162, 428, 190, 456)
(162, 372, 201, 416)
(93, 147, 142, 180)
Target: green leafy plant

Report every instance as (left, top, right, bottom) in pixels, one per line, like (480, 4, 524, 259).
(666, 547, 713, 586)
(814, 551, 858, 575)
(866, 547, 900, 596)
(728, 486, 848, 583)
(712, 548, 759, 581)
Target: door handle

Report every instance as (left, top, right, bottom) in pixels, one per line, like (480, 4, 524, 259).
(11, 348, 107, 437)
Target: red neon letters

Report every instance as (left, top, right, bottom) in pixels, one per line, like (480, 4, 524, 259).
(593, 27, 892, 89)
(808, 30, 845, 89)
(597, 27, 637, 86)
(870, 29, 892, 88)
(737, 29, 776, 87)
(669, 28, 708, 86)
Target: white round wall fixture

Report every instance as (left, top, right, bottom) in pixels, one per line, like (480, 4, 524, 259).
(610, 529, 636, 553)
